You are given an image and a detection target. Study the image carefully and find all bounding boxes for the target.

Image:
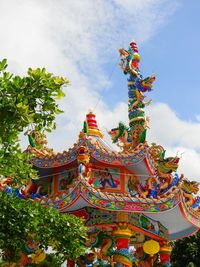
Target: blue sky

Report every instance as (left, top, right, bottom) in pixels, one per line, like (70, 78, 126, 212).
(0, 0, 200, 181)
(103, 1, 200, 121)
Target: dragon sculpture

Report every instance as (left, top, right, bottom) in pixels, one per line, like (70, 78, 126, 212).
(181, 179, 200, 211)
(77, 231, 133, 267)
(134, 246, 156, 267)
(108, 122, 132, 151)
(27, 130, 55, 157)
(148, 144, 180, 192)
(109, 41, 156, 150)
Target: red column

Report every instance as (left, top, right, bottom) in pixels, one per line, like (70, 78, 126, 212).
(159, 242, 172, 266)
(112, 223, 132, 267)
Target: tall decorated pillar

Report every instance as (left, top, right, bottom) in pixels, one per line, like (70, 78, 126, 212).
(112, 213, 133, 267)
(159, 242, 172, 267)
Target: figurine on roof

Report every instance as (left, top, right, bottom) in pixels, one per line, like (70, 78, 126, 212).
(182, 179, 200, 211)
(27, 130, 55, 157)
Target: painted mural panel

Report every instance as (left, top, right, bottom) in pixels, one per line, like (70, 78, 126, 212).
(58, 168, 78, 191)
(90, 167, 121, 190)
(31, 177, 52, 196)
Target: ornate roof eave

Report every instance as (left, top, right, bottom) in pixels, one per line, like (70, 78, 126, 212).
(27, 137, 87, 168)
(36, 175, 181, 213)
(179, 192, 200, 228)
(145, 191, 200, 240)
(27, 135, 156, 172)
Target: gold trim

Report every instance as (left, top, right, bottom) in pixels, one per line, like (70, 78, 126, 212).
(88, 128, 104, 138)
(160, 244, 172, 253)
(129, 117, 145, 123)
(113, 223, 132, 237)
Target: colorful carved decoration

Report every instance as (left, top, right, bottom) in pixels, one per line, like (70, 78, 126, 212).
(27, 130, 55, 157)
(148, 143, 180, 192)
(139, 176, 160, 199)
(149, 144, 180, 178)
(109, 41, 155, 150)
(91, 231, 115, 261)
(77, 145, 90, 165)
(159, 242, 172, 267)
(86, 111, 103, 138)
(3, 40, 200, 267)
(86, 230, 133, 267)
(77, 252, 96, 267)
(127, 175, 139, 196)
(0, 177, 12, 190)
(108, 122, 132, 151)
(19, 239, 46, 267)
(182, 179, 200, 211)
(112, 223, 133, 267)
(77, 145, 93, 183)
(134, 246, 153, 267)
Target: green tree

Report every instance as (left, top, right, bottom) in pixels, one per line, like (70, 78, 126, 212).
(0, 59, 87, 265)
(0, 58, 68, 183)
(171, 231, 200, 267)
(0, 191, 87, 265)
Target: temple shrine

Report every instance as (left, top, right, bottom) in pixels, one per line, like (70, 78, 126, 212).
(23, 41, 200, 266)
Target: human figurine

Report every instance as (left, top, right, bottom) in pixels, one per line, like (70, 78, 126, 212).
(99, 168, 117, 189)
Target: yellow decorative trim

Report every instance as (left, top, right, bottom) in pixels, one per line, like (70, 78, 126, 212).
(88, 128, 104, 138)
(113, 223, 132, 238)
(129, 116, 145, 123)
(160, 244, 172, 253)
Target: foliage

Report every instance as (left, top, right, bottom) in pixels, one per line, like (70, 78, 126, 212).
(36, 253, 64, 267)
(0, 191, 87, 264)
(171, 231, 200, 267)
(0, 58, 69, 183)
(0, 59, 88, 265)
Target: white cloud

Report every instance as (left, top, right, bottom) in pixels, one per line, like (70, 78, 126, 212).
(146, 103, 200, 182)
(1, 0, 178, 146)
(4, 0, 198, 183)
(147, 103, 200, 150)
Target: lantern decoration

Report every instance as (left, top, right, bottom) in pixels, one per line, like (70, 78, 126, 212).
(143, 240, 160, 257)
(31, 248, 46, 264)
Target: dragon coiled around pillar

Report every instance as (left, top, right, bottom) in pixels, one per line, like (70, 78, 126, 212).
(77, 231, 133, 267)
(109, 41, 155, 150)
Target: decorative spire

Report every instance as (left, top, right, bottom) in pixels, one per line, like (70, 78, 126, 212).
(109, 40, 155, 151)
(86, 111, 103, 138)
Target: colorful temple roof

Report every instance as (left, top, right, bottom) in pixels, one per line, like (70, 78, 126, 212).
(25, 110, 200, 240)
(7, 40, 198, 247)
(1, 39, 199, 267)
